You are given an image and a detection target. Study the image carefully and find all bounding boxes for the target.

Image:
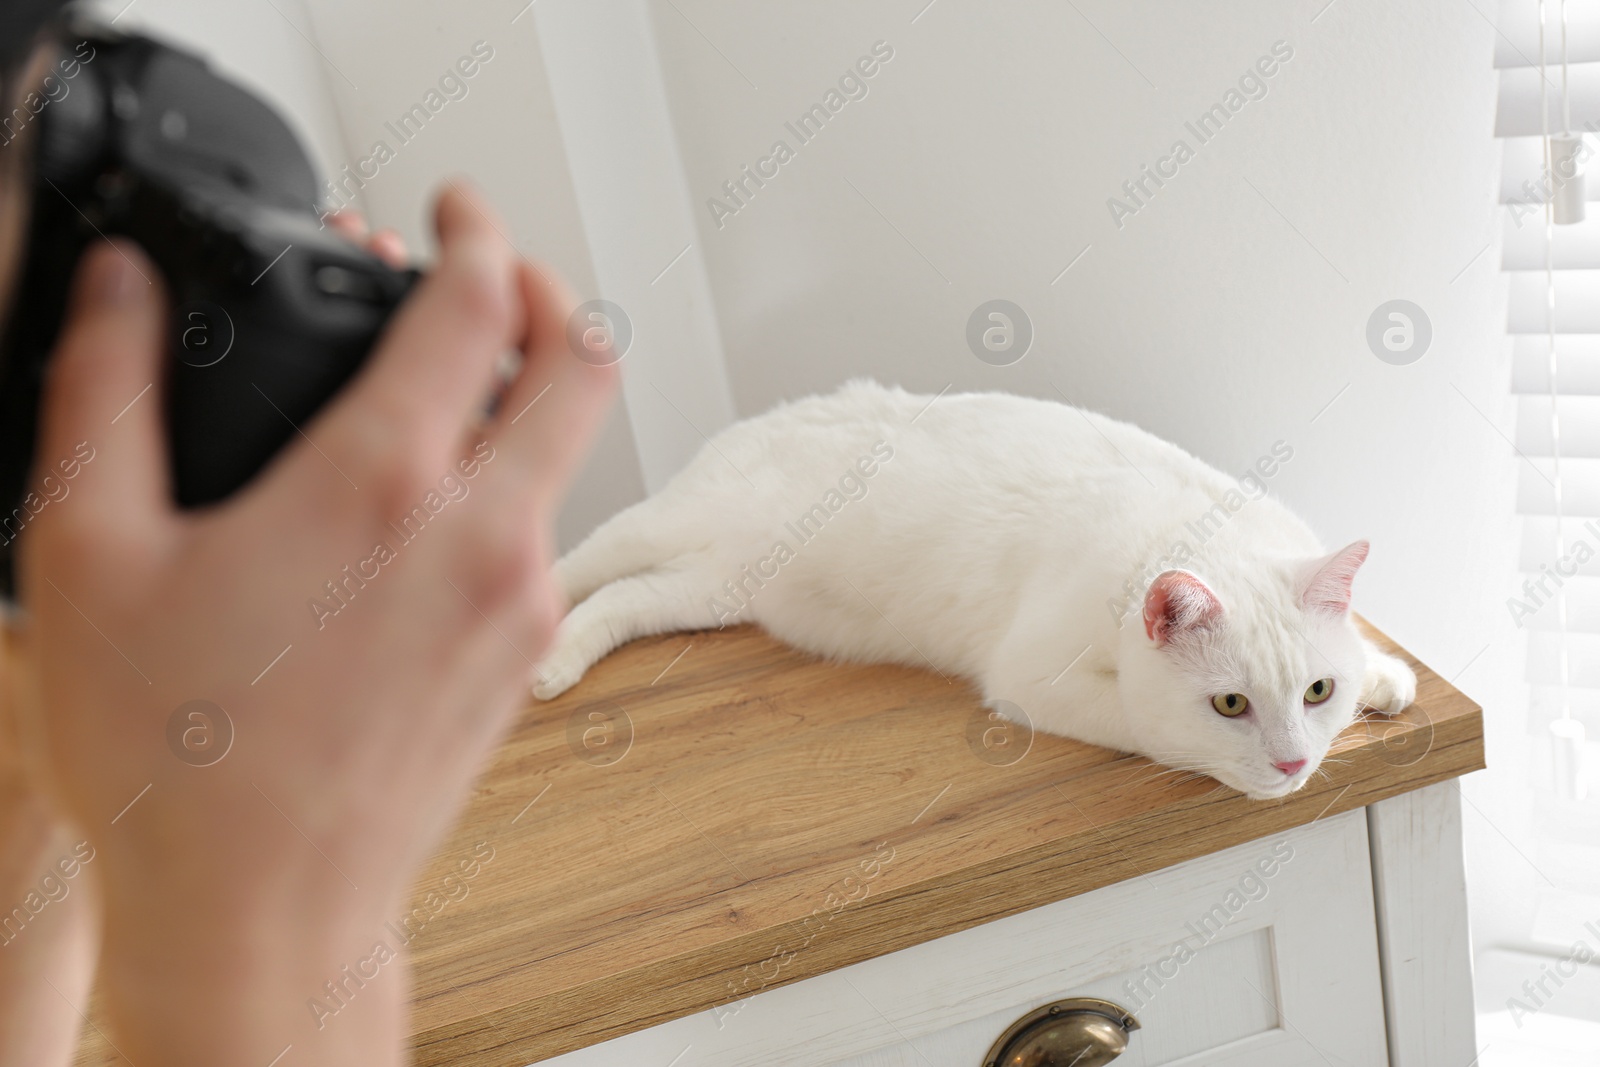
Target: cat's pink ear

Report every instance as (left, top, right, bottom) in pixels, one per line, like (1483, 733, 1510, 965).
(1301, 540, 1369, 615)
(1143, 570, 1224, 646)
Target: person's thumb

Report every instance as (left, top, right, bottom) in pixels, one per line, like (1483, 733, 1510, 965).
(34, 240, 171, 536)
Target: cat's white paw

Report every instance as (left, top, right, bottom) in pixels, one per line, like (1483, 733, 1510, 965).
(1359, 650, 1416, 716)
(531, 658, 584, 701)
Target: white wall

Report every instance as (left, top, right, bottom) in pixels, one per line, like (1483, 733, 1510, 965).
(293, 0, 661, 552)
(532, 0, 739, 494)
(648, 0, 1531, 957)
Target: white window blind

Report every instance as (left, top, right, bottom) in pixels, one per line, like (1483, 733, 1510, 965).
(1497, 0, 1600, 905)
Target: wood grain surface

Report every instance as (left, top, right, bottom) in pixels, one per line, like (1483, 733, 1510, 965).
(73, 618, 1483, 1067)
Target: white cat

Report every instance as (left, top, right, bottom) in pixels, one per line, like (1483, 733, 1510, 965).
(533, 380, 1415, 799)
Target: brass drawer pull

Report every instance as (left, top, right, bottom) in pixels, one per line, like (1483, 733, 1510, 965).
(982, 997, 1140, 1067)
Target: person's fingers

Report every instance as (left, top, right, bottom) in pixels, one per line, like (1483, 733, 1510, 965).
(484, 261, 618, 512)
(31, 241, 172, 543)
(368, 229, 407, 269)
(314, 183, 524, 492)
(326, 211, 369, 243)
(330, 212, 405, 267)
(328, 210, 405, 267)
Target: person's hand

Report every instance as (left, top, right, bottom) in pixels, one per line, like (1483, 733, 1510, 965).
(0, 201, 444, 1067)
(10, 182, 616, 1065)
(325, 208, 410, 270)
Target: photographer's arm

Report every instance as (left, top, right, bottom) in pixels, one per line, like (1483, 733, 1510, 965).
(0, 765, 99, 1067)
(0, 40, 101, 1067)
(14, 183, 615, 1065)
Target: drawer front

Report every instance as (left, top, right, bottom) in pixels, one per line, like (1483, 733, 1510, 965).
(542, 810, 1388, 1067)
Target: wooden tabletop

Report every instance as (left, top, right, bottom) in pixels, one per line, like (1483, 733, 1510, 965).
(74, 618, 1483, 1066)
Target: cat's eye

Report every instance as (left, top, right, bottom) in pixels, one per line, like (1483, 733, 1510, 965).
(1211, 693, 1249, 717)
(1304, 678, 1336, 704)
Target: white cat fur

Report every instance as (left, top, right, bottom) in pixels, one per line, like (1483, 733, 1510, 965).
(533, 380, 1416, 800)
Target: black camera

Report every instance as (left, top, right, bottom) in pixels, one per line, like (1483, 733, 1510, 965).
(0, 21, 420, 589)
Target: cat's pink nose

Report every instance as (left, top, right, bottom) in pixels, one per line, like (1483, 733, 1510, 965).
(1275, 758, 1308, 776)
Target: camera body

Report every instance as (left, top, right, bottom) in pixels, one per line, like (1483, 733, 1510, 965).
(0, 22, 418, 590)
